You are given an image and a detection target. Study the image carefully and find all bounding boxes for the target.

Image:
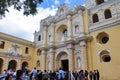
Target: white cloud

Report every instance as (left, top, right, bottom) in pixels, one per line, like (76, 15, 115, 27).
(0, 6, 57, 41)
(65, 0, 70, 4)
(54, 0, 60, 5)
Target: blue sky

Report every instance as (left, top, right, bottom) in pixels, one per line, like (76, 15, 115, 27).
(0, 0, 85, 41)
(39, 0, 85, 8)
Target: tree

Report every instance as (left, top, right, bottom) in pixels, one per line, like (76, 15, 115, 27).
(0, 0, 43, 18)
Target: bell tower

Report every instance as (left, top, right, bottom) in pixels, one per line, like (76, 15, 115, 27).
(86, 0, 107, 9)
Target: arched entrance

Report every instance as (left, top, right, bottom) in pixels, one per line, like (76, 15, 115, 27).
(22, 62, 28, 71)
(8, 60, 17, 70)
(0, 58, 3, 74)
(56, 52, 69, 71)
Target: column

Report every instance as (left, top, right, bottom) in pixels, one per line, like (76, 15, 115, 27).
(98, 9, 104, 22)
(50, 23, 55, 44)
(43, 26, 47, 46)
(80, 41, 87, 70)
(67, 44, 74, 71)
(41, 50, 46, 71)
(49, 48, 55, 71)
(78, 10, 84, 37)
(67, 15, 73, 40)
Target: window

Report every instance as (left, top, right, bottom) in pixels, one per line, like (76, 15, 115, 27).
(100, 50, 111, 62)
(92, 14, 99, 23)
(96, 0, 104, 5)
(38, 35, 41, 41)
(63, 29, 67, 37)
(75, 25, 79, 33)
(96, 32, 109, 44)
(104, 9, 112, 19)
(0, 41, 5, 49)
(37, 49, 41, 56)
(25, 47, 29, 54)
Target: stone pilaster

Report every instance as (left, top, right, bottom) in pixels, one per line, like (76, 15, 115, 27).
(78, 10, 84, 37)
(67, 44, 74, 71)
(80, 41, 87, 70)
(98, 9, 104, 22)
(41, 50, 46, 71)
(111, 4, 117, 17)
(17, 59, 21, 70)
(67, 15, 73, 40)
(49, 48, 55, 71)
(43, 26, 47, 46)
(50, 23, 55, 45)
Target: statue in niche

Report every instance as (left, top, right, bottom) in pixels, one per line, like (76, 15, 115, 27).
(77, 58, 81, 68)
(36, 60, 40, 67)
(48, 61, 50, 70)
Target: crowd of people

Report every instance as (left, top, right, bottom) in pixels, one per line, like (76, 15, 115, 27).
(4, 67, 100, 80)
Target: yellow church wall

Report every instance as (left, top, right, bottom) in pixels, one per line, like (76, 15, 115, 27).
(0, 32, 35, 73)
(88, 25, 120, 80)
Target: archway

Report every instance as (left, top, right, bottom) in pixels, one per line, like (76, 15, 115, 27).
(56, 51, 69, 71)
(0, 58, 3, 74)
(8, 60, 17, 71)
(22, 62, 28, 71)
(56, 24, 68, 42)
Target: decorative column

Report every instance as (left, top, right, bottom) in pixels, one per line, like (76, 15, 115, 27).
(41, 50, 46, 71)
(43, 26, 47, 46)
(67, 15, 73, 40)
(111, 4, 117, 17)
(78, 10, 84, 37)
(67, 44, 74, 71)
(49, 48, 55, 71)
(98, 9, 104, 22)
(17, 59, 21, 70)
(50, 23, 55, 45)
(80, 41, 87, 70)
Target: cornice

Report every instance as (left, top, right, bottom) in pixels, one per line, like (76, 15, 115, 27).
(0, 52, 31, 60)
(89, 19, 120, 33)
(88, 0, 116, 14)
(0, 35, 35, 48)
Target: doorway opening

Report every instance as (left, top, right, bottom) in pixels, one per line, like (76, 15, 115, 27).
(8, 60, 17, 71)
(61, 59, 68, 71)
(0, 58, 3, 74)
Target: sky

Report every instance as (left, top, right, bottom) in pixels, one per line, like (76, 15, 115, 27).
(0, 0, 85, 41)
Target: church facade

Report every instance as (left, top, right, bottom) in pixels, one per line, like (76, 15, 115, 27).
(0, 0, 120, 80)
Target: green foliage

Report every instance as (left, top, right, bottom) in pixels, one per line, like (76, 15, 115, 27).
(0, 0, 43, 18)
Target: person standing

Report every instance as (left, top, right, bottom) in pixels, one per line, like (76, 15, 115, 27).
(58, 68, 65, 80)
(15, 70, 23, 80)
(89, 71, 93, 80)
(96, 70, 100, 80)
(32, 67, 37, 80)
(5, 74, 13, 80)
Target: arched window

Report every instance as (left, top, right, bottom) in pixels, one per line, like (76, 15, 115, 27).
(63, 29, 67, 37)
(38, 35, 41, 41)
(0, 41, 5, 49)
(104, 9, 112, 19)
(96, 0, 104, 5)
(100, 50, 111, 62)
(92, 14, 99, 23)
